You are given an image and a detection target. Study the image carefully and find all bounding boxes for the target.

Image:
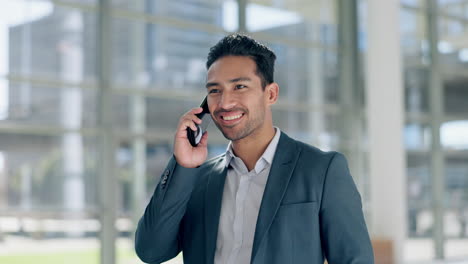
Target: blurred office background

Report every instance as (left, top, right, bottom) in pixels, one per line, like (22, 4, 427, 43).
(0, 0, 466, 263)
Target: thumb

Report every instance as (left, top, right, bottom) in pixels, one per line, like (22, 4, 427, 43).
(198, 131, 209, 148)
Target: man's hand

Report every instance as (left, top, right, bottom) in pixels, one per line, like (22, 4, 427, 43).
(173, 107, 209, 168)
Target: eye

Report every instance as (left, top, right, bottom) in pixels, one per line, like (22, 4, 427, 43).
(208, 89, 220, 94)
(235, 84, 246, 89)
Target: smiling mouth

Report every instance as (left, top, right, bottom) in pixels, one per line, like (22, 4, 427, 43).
(221, 114, 243, 121)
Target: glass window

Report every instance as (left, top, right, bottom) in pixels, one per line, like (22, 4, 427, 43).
(264, 44, 338, 104)
(438, 0, 468, 18)
(402, 0, 426, 8)
(444, 78, 468, 115)
(404, 67, 430, 113)
(111, 18, 223, 91)
(401, 9, 429, 65)
(441, 120, 468, 150)
(444, 154, 468, 241)
(402, 1, 468, 260)
(438, 16, 468, 116)
(0, 1, 367, 264)
(246, 0, 337, 46)
(407, 153, 433, 237)
(112, 0, 234, 31)
(0, 133, 98, 210)
(272, 109, 340, 150)
(0, 1, 101, 263)
(404, 122, 432, 150)
(62, 0, 96, 4)
(1, 2, 97, 83)
(1, 82, 97, 128)
(0, 133, 101, 263)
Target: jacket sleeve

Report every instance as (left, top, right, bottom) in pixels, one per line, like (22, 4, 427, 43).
(135, 156, 200, 263)
(319, 152, 374, 264)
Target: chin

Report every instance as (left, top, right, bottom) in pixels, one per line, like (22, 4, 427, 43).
(214, 119, 258, 142)
(221, 128, 252, 142)
(220, 130, 239, 141)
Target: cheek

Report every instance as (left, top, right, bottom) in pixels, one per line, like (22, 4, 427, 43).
(245, 98, 264, 116)
(207, 97, 216, 112)
(257, 93, 268, 108)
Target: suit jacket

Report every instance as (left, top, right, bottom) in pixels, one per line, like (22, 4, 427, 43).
(135, 132, 374, 264)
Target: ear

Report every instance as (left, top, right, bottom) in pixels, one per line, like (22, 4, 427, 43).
(265, 82, 279, 105)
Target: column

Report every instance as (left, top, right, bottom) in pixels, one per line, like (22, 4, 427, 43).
(427, 0, 445, 258)
(60, 10, 85, 237)
(366, 0, 407, 263)
(97, 0, 116, 263)
(130, 1, 147, 235)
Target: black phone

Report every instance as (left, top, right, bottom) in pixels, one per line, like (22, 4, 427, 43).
(187, 96, 211, 147)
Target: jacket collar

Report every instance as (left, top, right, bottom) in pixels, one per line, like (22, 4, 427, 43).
(224, 126, 281, 173)
(251, 132, 301, 263)
(204, 156, 228, 263)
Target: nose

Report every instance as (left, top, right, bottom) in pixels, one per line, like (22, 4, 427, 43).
(218, 90, 237, 110)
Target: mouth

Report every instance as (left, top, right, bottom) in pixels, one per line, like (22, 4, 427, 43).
(218, 112, 245, 126)
(222, 113, 243, 121)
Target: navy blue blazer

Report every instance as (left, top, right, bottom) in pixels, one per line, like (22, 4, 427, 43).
(135, 132, 374, 264)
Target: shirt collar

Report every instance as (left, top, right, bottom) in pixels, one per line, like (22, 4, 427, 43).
(225, 127, 281, 173)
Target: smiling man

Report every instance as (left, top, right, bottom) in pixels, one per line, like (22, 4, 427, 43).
(135, 34, 374, 264)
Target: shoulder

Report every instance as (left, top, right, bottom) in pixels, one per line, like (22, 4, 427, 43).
(295, 140, 336, 158)
(283, 132, 338, 161)
(280, 132, 347, 171)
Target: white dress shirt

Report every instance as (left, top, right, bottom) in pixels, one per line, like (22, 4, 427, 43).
(214, 127, 281, 264)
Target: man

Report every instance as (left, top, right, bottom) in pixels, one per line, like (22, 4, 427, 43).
(135, 34, 374, 264)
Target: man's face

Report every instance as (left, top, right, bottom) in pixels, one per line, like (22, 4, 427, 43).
(205, 56, 269, 141)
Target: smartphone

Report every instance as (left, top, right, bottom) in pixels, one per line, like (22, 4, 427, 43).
(187, 96, 211, 147)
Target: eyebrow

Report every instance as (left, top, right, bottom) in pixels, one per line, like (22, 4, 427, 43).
(205, 77, 252, 89)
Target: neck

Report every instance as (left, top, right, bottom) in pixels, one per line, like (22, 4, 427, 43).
(231, 125, 276, 171)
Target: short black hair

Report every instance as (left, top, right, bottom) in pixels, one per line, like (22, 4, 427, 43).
(206, 34, 276, 88)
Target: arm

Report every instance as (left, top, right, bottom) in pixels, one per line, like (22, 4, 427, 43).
(135, 156, 200, 263)
(135, 106, 208, 263)
(319, 153, 374, 264)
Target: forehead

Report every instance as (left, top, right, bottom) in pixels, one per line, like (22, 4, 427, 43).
(206, 56, 259, 82)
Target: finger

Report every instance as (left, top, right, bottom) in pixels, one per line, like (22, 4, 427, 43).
(176, 107, 203, 135)
(191, 107, 203, 114)
(198, 131, 209, 147)
(185, 119, 198, 132)
(182, 111, 203, 125)
(184, 107, 202, 114)
(176, 118, 198, 135)
(190, 115, 203, 124)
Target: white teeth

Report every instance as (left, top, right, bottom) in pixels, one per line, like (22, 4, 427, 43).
(223, 114, 242, 121)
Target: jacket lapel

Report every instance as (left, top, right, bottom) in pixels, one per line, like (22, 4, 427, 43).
(204, 157, 228, 264)
(251, 132, 301, 263)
